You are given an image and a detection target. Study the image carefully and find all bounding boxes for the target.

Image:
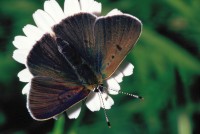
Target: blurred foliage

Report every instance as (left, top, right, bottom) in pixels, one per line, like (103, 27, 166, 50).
(0, 0, 199, 134)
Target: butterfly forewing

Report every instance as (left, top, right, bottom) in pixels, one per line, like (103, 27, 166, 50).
(94, 14, 142, 79)
(28, 77, 90, 120)
(27, 34, 79, 82)
(53, 13, 100, 71)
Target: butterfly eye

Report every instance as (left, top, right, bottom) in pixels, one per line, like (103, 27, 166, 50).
(94, 87, 99, 92)
(93, 84, 104, 92)
(99, 84, 104, 92)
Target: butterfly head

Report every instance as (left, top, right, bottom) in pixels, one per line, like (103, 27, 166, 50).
(94, 84, 104, 92)
(85, 83, 104, 92)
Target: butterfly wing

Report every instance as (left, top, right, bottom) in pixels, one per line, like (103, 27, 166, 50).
(27, 34, 79, 82)
(94, 14, 142, 79)
(28, 76, 90, 120)
(53, 13, 99, 71)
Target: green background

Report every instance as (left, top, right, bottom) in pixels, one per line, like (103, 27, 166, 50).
(0, 0, 199, 134)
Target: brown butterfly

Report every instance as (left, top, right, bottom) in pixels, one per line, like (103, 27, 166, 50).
(13, 0, 142, 126)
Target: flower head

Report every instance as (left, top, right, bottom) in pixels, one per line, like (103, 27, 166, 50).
(13, 0, 140, 120)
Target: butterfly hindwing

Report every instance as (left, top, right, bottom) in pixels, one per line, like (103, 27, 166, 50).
(27, 76, 90, 120)
(94, 14, 142, 79)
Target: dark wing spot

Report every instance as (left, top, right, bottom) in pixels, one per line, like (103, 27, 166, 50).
(111, 55, 115, 59)
(116, 45, 122, 51)
(67, 95, 71, 98)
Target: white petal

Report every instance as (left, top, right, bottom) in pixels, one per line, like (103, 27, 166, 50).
(22, 83, 31, 95)
(121, 63, 134, 76)
(80, 0, 101, 15)
(33, 9, 55, 33)
(86, 92, 100, 111)
(106, 9, 123, 16)
(23, 24, 44, 41)
(80, 0, 92, 11)
(106, 78, 120, 95)
(12, 49, 29, 64)
(113, 71, 123, 83)
(90, 1, 102, 15)
(18, 68, 33, 82)
(100, 93, 114, 109)
(66, 101, 82, 119)
(64, 0, 80, 16)
(44, 0, 65, 23)
(13, 36, 35, 50)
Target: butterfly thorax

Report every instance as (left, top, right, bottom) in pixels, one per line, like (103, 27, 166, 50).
(57, 38, 102, 89)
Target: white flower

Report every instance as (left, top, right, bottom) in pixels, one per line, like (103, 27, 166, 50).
(13, 0, 135, 120)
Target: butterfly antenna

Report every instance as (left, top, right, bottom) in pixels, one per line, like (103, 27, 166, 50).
(98, 92, 111, 128)
(108, 88, 144, 100)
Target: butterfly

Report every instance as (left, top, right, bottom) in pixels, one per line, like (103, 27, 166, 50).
(13, 0, 142, 123)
